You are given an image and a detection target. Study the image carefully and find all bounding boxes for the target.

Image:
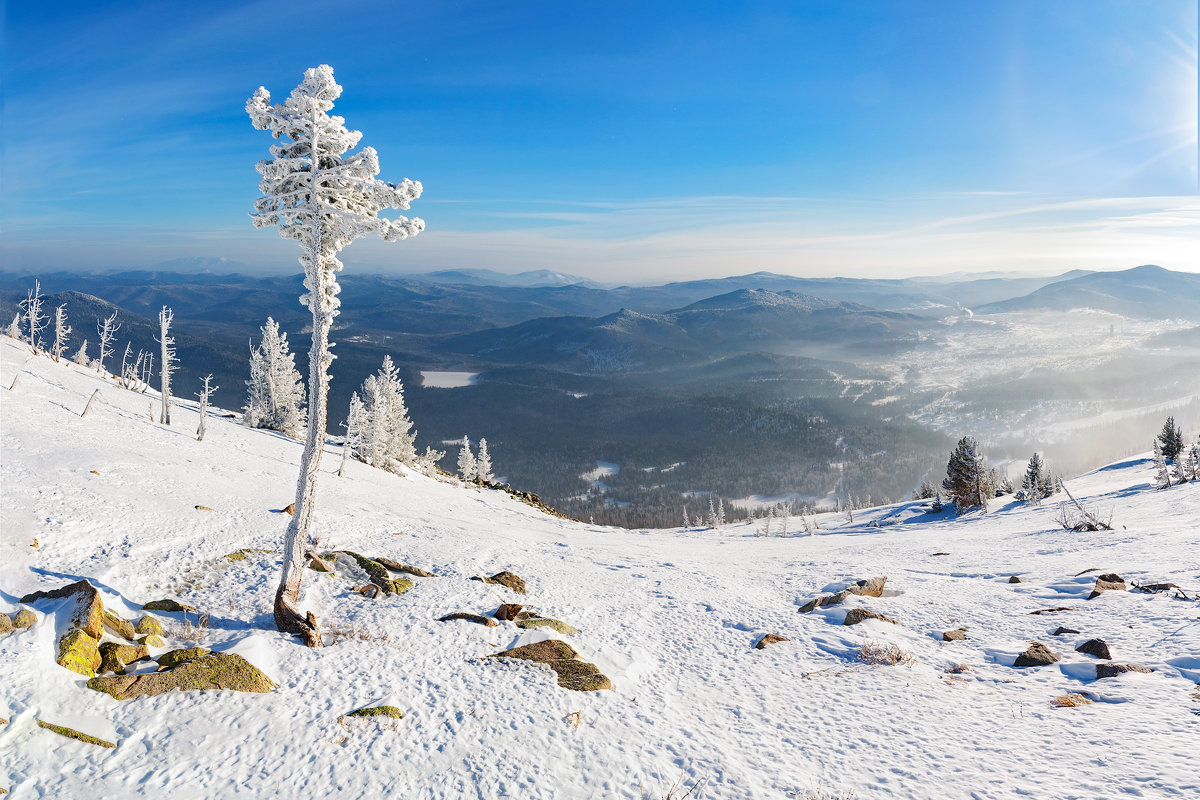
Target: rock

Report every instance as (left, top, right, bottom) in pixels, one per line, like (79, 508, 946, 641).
(1088, 573, 1127, 600)
(134, 616, 163, 637)
(282, 502, 295, 515)
(195, 505, 214, 511)
(942, 627, 967, 641)
(340, 552, 413, 595)
(344, 705, 404, 720)
(352, 584, 380, 599)
(438, 612, 498, 627)
(1014, 641, 1059, 667)
(224, 548, 272, 562)
(1008, 576, 1025, 584)
(375, 557, 436, 578)
(11, 609, 36, 629)
(1028, 607, 1075, 615)
(156, 647, 211, 669)
(1051, 627, 1080, 636)
(798, 589, 852, 613)
(56, 629, 102, 677)
(383, 577, 414, 596)
(142, 599, 195, 613)
(98, 642, 150, 674)
(1075, 638, 1112, 660)
(306, 554, 333, 572)
(516, 618, 579, 635)
(102, 610, 136, 641)
(481, 571, 526, 594)
(755, 633, 789, 649)
(1096, 663, 1152, 680)
(843, 608, 897, 626)
(88, 652, 275, 699)
(36, 720, 114, 748)
(0, 615, 12, 636)
(494, 603, 523, 621)
(1132, 582, 1180, 593)
(21, 580, 104, 640)
(490, 640, 612, 691)
(847, 577, 888, 597)
(138, 634, 166, 648)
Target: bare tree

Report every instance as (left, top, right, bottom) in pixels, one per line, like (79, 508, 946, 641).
(157, 306, 175, 424)
(96, 311, 120, 374)
(247, 65, 424, 643)
(51, 304, 71, 363)
(196, 374, 217, 441)
(20, 281, 46, 353)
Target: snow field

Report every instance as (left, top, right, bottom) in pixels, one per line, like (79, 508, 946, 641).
(1, 336, 1198, 799)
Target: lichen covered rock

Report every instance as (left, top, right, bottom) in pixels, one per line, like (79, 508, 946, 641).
(1075, 638, 1112, 660)
(494, 603, 523, 621)
(515, 617, 579, 635)
(99, 642, 150, 674)
(138, 634, 166, 648)
(156, 647, 210, 669)
(942, 627, 968, 642)
(755, 633, 789, 649)
(1014, 641, 1059, 667)
(102, 610, 136, 641)
(489, 639, 611, 692)
(56, 629, 102, 677)
(843, 608, 898, 626)
(0, 615, 12, 636)
(375, 557, 436, 578)
(88, 652, 275, 699)
(344, 705, 404, 720)
(1096, 663, 1152, 680)
(12, 608, 36, 629)
(134, 616, 163, 637)
(37, 719, 115, 748)
(480, 571, 526, 594)
(21, 580, 104, 640)
(1088, 573, 1127, 600)
(142, 599, 195, 613)
(847, 576, 888, 597)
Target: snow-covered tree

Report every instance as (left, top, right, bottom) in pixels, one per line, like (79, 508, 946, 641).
(682, 506, 691, 529)
(943, 436, 989, 512)
(51, 304, 71, 363)
(196, 374, 217, 441)
(157, 307, 175, 425)
(1153, 440, 1172, 490)
(5, 313, 21, 341)
(1021, 452, 1047, 506)
(248, 65, 424, 642)
(356, 356, 417, 472)
(1157, 416, 1184, 461)
(72, 339, 89, 366)
(244, 317, 306, 437)
(96, 311, 120, 374)
(20, 281, 45, 353)
(117, 344, 149, 392)
(475, 438, 493, 483)
(716, 498, 726, 527)
(337, 392, 364, 477)
(457, 436, 477, 481)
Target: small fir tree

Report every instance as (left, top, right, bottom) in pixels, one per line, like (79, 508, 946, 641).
(244, 317, 306, 437)
(1157, 416, 1184, 461)
(943, 436, 989, 512)
(355, 356, 417, 473)
(5, 313, 22, 341)
(1021, 452, 1047, 506)
(476, 438, 493, 483)
(1153, 440, 1172, 490)
(457, 436, 477, 480)
(72, 339, 89, 366)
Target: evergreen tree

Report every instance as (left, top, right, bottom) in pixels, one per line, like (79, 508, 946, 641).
(244, 317, 306, 437)
(457, 435, 477, 480)
(476, 438, 493, 482)
(356, 356, 417, 473)
(72, 339, 89, 366)
(1021, 452, 1047, 506)
(1153, 440, 1172, 490)
(5, 313, 22, 341)
(943, 436, 989, 512)
(1157, 416, 1184, 461)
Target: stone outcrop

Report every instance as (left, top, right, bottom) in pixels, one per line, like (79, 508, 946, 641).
(1075, 638, 1112, 660)
(843, 608, 897, 626)
(88, 652, 275, 699)
(489, 640, 611, 691)
(1088, 573, 1126, 600)
(942, 627, 967, 641)
(474, 571, 526, 594)
(1014, 641, 1059, 667)
(515, 617, 579, 635)
(755, 633, 789, 649)
(799, 577, 887, 613)
(1096, 663, 1152, 680)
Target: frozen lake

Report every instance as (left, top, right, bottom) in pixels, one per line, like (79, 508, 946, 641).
(419, 370, 479, 388)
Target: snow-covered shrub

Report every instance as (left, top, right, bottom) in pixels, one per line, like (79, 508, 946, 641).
(857, 640, 915, 666)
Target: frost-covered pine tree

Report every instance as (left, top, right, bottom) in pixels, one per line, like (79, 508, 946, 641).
(1157, 416, 1184, 461)
(72, 339, 89, 366)
(244, 317, 306, 437)
(716, 498, 726, 527)
(943, 435, 988, 513)
(337, 392, 364, 477)
(248, 65, 423, 642)
(682, 506, 691, 529)
(96, 311, 120, 374)
(157, 307, 175, 424)
(356, 356, 417, 472)
(51, 304, 71, 363)
(1021, 452, 1047, 506)
(196, 374, 217, 441)
(707, 496, 717, 529)
(1153, 439, 1172, 490)
(20, 281, 45, 353)
(5, 313, 22, 341)
(457, 436, 477, 481)
(475, 437, 493, 483)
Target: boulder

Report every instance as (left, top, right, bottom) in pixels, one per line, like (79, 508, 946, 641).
(374, 557, 436, 578)
(438, 612, 498, 627)
(843, 608, 897, 626)
(1051, 627, 1080, 636)
(1028, 607, 1075, 615)
(1096, 663, 1152, 680)
(755, 633, 789, 649)
(98, 642, 150, 674)
(1014, 642, 1058, 667)
(847, 577, 888, 597)
(480, 571, 526, 594)
(340, 552, 413, 595)
(141, 599, 195, 613)
(21, 580, 104, 640)
(489, 640, 611, 691)
(493, 640, 578, 662)
(156, 647, 210, 669)
(344, 705, 404, 720)
(1008, 576, 1025, 584)
(102, 610, 136, 641)
(798, 589, 851, 613)
(138, 634, 166, 648)
(36, 719, 114, 748)
(0, 615, 12, 636)
(494, 603, 523, 621)
(516, 618, 579, 635)
(1075, 638, 1111, 660)
(88, 652, 275, 699)
(56, 629, 102, 677)
(942, 627, 967, 642)
(1088, 574, 1126, 600)
(306, 554, 333, 572)
(12, 608, 36, 629)
(134, 616, 163, 637)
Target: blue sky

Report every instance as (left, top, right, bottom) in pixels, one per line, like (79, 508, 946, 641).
(2, 0, 1197, 281)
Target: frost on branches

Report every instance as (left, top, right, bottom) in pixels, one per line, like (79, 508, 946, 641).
(157, 307, 176, 425)
(247, 64, 423, 643)
(457, 436, 477, 481)
(245, 317, 306, 438)
(353, 356, 417, 473)
(476, 438, 494, 483)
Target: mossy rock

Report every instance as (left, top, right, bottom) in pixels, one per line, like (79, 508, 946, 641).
(0, 615, 12, 636)
(156, 647, 210, 669)
(134, 616, 163, 637)
(98, 642, 150, 675)
(138, 634, 166, 648)
(344, 705, 404, 720)
(37, 719, 114, 748)
(375, 557, 436, 578)
(439, 612, 498, 627)
(56, 629, 102, 677)
(548, 658, 613, 691)
(22, 580, 104, 640)
(307, 555, 333, 572)
(340, 552, 394, 590)
(88, 652, 275, 699)
(482, 571, 526, 594)
(491, 639, 578, 662)
(102, 610, 136, 641)
(142, 599, 195, 613)
(383, 577, 414, 596)
(843, 608, 898, 626)
(11, 608, 36, 629)
(515, 618, 579, 635)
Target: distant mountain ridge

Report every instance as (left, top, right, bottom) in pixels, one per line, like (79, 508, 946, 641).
(978, 265, 1200, 319)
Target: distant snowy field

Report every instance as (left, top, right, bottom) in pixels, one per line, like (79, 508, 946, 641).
(1, 335, 1198, 799)
(420, 370, 479, 388)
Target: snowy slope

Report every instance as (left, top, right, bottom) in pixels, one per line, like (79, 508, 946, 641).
(1, 335, 1198, 800)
